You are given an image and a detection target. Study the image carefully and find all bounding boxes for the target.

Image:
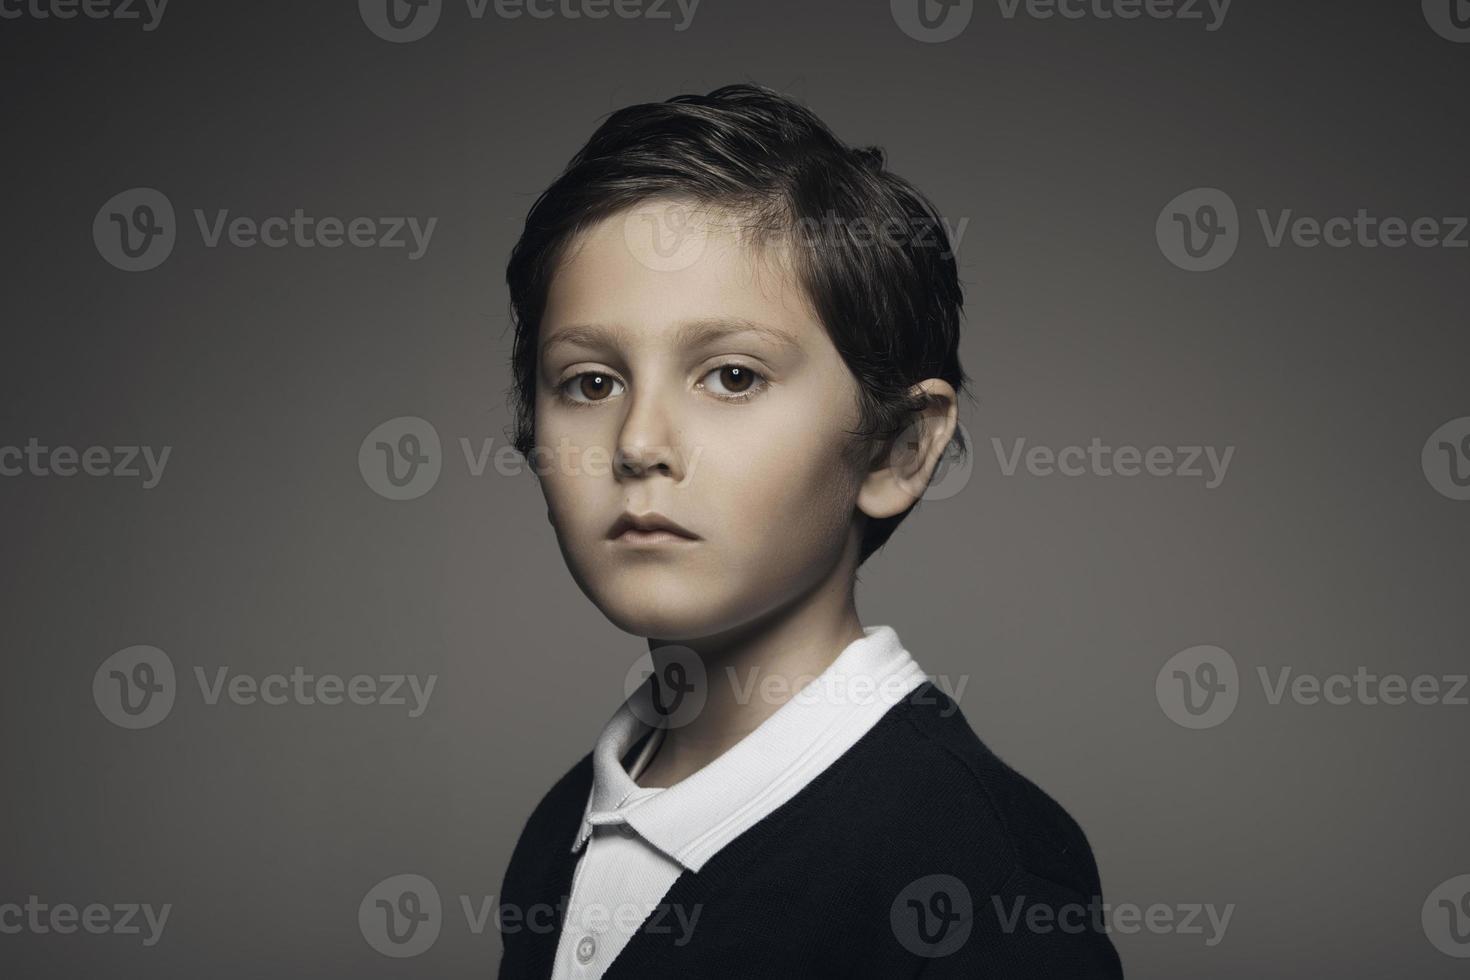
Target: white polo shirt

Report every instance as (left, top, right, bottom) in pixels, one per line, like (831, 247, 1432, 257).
(550, 624, 928, 979)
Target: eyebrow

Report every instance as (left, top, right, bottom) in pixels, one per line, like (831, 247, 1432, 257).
(540, 317, 801, 357)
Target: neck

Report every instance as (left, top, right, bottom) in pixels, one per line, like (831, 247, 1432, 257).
(636, 560, 865, 789)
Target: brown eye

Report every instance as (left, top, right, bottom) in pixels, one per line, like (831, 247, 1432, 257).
(580, 374, 613, 400)
(562, 372, 624, 404)
(719, 366, 752, 393)
(701, 364, 766, 401)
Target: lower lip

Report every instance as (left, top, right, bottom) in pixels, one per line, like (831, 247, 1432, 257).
(613, 529, 699, 546)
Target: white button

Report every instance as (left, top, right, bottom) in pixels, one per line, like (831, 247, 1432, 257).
(576, 934, 596, 964)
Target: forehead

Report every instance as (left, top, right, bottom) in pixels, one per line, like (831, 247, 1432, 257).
(541, 200, 822, 349)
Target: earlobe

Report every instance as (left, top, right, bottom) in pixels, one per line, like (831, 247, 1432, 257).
(856, 379, 959, 520)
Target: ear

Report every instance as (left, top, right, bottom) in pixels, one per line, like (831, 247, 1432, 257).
(857, 379, 959, 521)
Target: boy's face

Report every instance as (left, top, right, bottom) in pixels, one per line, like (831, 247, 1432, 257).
(533, 200, 868, 641)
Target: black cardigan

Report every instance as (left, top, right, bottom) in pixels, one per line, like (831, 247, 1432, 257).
(496, 680, 1125, 979)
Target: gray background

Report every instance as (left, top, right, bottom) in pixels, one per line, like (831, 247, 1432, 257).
(2, 0, 1468, 976)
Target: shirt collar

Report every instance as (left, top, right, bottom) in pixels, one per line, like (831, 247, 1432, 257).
(572, 624, 927, 872)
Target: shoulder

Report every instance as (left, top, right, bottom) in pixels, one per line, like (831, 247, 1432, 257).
(872, 680, 1106, 900)
(853, 681, 1123, 976)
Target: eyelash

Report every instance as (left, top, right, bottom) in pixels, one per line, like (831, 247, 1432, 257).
(555, 364, 769, 407)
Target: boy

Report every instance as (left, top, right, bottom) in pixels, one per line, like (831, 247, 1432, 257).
(496, 83, 1122, 979)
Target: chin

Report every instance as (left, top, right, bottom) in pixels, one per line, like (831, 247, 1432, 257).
(583, 571, 752, 641)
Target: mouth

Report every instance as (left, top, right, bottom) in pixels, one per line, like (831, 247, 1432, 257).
(608, 511, 701, 545)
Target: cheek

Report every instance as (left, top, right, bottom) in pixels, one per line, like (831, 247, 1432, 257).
(536, 465, 580, 530)
(696, 406, 862, 544)
(540, 469, 609, 540)
(533, 405, 603, 530)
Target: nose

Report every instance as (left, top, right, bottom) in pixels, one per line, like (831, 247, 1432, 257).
(614, 385, 683, 482)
